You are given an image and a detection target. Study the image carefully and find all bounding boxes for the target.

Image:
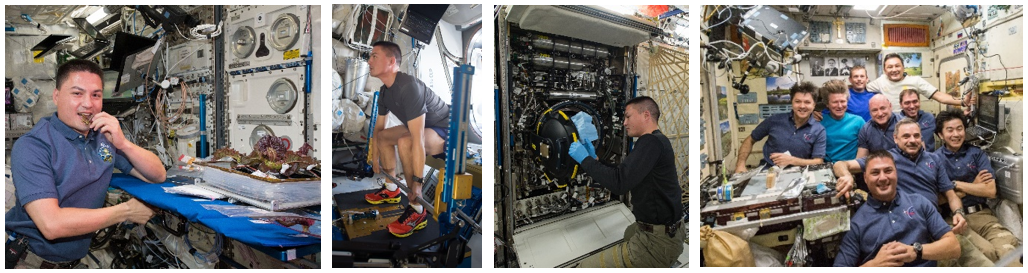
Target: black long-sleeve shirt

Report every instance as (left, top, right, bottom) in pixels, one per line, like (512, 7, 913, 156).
(580, 130, 682, 225)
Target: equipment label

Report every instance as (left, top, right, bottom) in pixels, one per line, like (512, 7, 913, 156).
(284, 49, 300, 60)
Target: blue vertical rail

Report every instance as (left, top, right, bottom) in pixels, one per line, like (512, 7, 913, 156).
(199, 94, 208, 157)
(440, 65, 474, 235)
(304, 50, 313, 94)
(364, 91, 380, 173)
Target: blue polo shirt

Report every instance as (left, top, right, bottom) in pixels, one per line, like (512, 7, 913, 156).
(857, 113, 900, 153)
(750, 112, 826, 167)
(5, 114, 134, 262)
(935, 145, 994, 208)
(834, 191, 952, 267)
(848, 88, 877, 121)
(898, 110, 937, 151)
(858, 148, 954, 206)
(820, 113, 864, 162)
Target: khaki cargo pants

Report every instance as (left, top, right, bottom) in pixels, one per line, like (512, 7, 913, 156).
(577, 222, 685, 268)
(939, 208, 1021, 267)
(965, 208, 1021, 266)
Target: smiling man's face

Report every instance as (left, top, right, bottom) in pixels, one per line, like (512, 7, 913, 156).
(865, 156, 899, 202)
(53, 71, 103, 135)
(884, 57, 905, 82)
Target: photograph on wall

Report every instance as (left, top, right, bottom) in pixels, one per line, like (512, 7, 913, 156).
(720, 121, 732, 158)
(766, 77, 796, 104)
(809, 57, 826, 76)
(945, 70, 962, 97)
(810, 56, 867, 77)
(898, 52, 923, 76)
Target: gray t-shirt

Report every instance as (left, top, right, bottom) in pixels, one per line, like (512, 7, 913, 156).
(378, 72, 450, 129)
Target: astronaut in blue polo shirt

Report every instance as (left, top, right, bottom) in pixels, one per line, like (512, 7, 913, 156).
(835, 119, 967, 235)
(833, 150, 960, 267)
(5, 60, 166, 268)
(933, 110, 1020, 264)
(898, 89, 937, 151)
(735, 81, 826, 173)
(856, 94, 901, 158)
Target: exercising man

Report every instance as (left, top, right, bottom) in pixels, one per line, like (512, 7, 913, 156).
(568, 96, 683, 267)
(6, 60, 166, 269)
(363, 41, 450, 238)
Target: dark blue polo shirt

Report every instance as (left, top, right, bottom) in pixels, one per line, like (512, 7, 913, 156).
(857, 113, 900, 152)
(935, 145, 994, 208)
(750, 112, 826, 167)
(834, 191, 952, 267)
(5, 114, 134, 262)
(898, 110, 937, 151)
(858, 148, 954, 206)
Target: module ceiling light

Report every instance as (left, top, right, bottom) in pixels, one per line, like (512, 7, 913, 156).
(853, 5, 881, 11)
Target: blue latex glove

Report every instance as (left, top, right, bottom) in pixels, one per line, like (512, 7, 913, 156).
(571, 112, 598, 143)
(568, 141, 589, 163)
(582, 140, 597, 160)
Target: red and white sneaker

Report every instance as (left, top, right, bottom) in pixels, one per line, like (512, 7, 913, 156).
(388, 205, 428, 237)
(364, 181, 402, 204)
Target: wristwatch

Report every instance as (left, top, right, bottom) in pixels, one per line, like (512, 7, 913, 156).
(952, 208, 966, 218)
(913, 242, 923, 261)
(412, 176, 425, 184)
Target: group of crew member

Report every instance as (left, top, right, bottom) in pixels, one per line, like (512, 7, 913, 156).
(738, 53, 1018, 267)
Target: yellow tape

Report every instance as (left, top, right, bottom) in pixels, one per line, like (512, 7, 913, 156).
(284, 49, 300, 60)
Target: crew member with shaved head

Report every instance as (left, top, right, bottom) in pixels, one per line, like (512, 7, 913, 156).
(856, 94, 902, 158)
(6, 60, 166, 269)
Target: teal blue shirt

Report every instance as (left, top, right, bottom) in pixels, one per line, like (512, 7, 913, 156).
(820, 113, 864, 162)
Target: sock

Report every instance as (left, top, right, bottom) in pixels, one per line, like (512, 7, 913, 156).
(412, 204, 423, 213)
(385, 182, 398, 191)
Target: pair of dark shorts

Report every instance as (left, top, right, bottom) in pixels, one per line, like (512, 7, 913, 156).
(429, 127, 448, 158)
